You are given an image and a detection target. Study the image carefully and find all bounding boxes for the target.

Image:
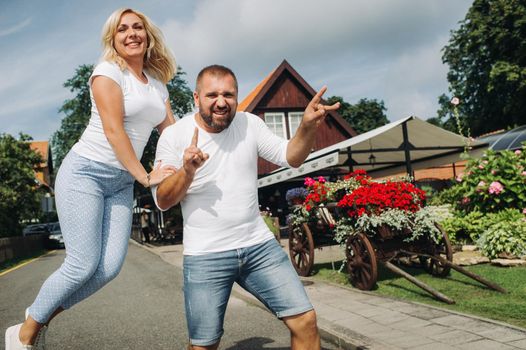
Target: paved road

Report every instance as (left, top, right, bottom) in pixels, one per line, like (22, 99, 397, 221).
(1, 244, 339, 349)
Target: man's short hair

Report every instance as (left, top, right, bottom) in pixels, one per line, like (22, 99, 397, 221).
(196, 65, 238, 93)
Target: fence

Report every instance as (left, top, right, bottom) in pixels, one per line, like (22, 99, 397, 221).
(0, 235, 46, 264)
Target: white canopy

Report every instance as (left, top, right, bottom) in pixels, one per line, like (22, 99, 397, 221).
(258, 116, 488, 188)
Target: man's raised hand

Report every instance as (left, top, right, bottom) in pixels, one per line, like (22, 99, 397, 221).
(183, 127, 209, 177)
(303, 86, 340, 127)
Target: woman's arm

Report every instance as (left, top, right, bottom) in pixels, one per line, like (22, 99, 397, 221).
(92, 75, 174, 187)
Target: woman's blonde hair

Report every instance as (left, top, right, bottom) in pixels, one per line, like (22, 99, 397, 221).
(101, 8, 176, 84)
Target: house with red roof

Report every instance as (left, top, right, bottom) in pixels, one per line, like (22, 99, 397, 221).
(237, 60, 357, 175)
(237, 60, 356, 220)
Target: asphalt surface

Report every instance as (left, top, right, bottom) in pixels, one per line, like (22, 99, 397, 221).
(1, 244, 340, 349)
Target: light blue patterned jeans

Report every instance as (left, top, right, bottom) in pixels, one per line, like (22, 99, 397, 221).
(28, 150, 134, 324)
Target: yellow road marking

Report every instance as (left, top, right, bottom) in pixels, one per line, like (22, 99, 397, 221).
(0, 250, 57, 277)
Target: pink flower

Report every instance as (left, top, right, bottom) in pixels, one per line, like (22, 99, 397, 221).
(304, 177, 315, 187)
(450, 97, 460, 106)
(522, 171, 526, 176)
(478, 165, 484, 169)
(491, 170, 496, 175)
(523, 208, 526, 215)
(488, 181, 504, 195)
(515, 150, 522, 155)
(317, 176, 326, 183)
(456, 175, 463, 182)
(477, 181, 486, 187)
(462, 197, 470, 205)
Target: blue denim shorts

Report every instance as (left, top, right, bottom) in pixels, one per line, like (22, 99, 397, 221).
(183, 238, 313, 346)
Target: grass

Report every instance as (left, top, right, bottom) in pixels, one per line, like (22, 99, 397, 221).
(311, 260, 526, 329)
(0, 249, 48, 274)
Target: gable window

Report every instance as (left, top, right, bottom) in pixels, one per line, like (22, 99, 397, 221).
(288, 112, 303, 138)
(264, 112, 286, 138)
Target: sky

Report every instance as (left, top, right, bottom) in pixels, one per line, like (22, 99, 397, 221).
(0, 0, 473, 142)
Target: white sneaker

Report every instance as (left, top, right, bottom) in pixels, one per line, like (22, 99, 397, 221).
(5, 323, 33, 349)
(25, 309, 46, 350)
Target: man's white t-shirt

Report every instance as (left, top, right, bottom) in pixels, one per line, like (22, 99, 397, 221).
(73, 61, 169, 169)
(153, 112, 290, 255)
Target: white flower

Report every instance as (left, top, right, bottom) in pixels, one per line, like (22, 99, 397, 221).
(451, 97, 460, 106)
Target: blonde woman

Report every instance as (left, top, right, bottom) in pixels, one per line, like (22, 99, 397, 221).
(5, 8, 177, 349)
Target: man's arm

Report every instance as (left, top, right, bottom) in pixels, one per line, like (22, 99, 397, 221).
(156, 127, 208, 210)
(286, 86, 340, 167)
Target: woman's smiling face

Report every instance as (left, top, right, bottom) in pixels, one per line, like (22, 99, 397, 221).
(113, 12, 147, 62)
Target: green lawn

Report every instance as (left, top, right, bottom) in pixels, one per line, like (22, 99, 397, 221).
(311, 261, 526, 329)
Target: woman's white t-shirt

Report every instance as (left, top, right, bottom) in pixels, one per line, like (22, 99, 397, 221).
(153, 112, 290, 255)
(72, 61, 168, 169)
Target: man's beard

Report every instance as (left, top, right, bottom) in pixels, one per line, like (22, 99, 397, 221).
(199, 106, 235, 132)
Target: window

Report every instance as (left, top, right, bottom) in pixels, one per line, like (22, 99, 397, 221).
(264, 112, 286, 138)
(288, 112, 303, 138)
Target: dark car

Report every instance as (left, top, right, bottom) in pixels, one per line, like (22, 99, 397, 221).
(46, 222, 65, 249)
(22, 224, 50, 237)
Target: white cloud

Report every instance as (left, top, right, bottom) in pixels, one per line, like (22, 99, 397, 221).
(0, 90, 67, 119)
(384, 35, 451, 120)
(0, 0, 473, 141)
(0, 17, 32, 37)
(161, 0, 470, 120)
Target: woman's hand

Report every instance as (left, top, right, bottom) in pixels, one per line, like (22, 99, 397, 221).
(144, 161, 177, 187)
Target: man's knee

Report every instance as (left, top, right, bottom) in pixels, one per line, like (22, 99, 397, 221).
(284, 309, 318, 334)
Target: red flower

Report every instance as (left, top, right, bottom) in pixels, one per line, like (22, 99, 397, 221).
(337, 177, 425, 217)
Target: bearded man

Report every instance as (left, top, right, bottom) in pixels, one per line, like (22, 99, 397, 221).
(152, 64, 339, 350)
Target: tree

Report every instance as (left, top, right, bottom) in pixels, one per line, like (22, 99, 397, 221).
(441, 0, 526, 136)
(51, 64, 94, 169)
(0, 133, 44, 237)
(327, 96, 388, 134)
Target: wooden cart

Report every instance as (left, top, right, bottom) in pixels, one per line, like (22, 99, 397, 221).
(289, 204, 506, 304)
(288, 203, 339, 277)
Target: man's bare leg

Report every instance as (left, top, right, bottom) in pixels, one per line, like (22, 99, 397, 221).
(284, 310, 321, 350)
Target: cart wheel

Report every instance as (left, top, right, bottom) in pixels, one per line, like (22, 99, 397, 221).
(345, 233, 377, 290)
(422, 224, 453, 277)
(288, 223, 315, 276)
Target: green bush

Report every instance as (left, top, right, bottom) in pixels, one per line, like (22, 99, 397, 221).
(477, 209, 526, 259)
(441, 210, 485, 244)
(450, 147, 526, 213)
(427, 182, 458, 206)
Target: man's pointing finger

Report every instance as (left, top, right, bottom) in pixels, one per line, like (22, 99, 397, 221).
(191, 127, 199, 147)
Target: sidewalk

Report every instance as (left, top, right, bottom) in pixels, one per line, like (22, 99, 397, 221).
(138, 240, 526, 350)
